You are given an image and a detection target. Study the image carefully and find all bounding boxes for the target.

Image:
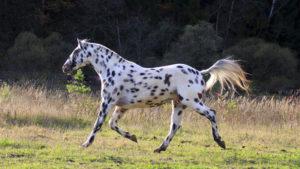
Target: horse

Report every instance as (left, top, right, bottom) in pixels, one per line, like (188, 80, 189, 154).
(62, 39, 249, 153)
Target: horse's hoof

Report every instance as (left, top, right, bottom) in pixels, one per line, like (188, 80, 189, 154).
(153, 146, 166, 153)
(130, 135, 138, 143)
(154, 148, 161, 153)
(82, 136, 94, 148)
(81, 142, 90, 148)
(217, 140, 226, 149)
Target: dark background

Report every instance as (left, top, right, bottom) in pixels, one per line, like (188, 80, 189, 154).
(0, 0, 299, 93)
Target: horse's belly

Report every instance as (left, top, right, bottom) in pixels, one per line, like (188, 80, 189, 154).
(116, 94, 175, 109)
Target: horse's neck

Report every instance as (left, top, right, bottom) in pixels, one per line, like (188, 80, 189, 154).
(89, 46, 130, 81)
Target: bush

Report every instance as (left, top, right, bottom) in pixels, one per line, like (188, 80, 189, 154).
(163, 21, 223, 69)
(224, 38, 298, 92)
(66, 69, 91, 94)
(6, 31, 71, 71)
(117, 19, 179, 66)
(0, 82, 11, 101)
(6, 32, 44, 70)
(143, 21, 181, 66)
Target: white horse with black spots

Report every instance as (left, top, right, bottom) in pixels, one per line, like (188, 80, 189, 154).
(62, 39, 249, 153)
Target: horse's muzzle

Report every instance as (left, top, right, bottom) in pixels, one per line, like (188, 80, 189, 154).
(62, 62, 73, 74)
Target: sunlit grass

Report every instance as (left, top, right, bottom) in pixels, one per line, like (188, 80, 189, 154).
(1, 125, 299, 169)
(0, 84, 299, 168)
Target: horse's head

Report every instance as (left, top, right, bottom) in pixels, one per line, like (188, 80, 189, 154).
(62, 39, 92, 74)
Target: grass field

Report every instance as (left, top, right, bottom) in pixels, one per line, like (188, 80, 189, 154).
(0, 84, 299, 168)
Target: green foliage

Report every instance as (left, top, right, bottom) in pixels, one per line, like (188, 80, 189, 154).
(227, 99, 238, 110)
(142, 21, 181, 67)
(6, 32, 71, 71)
(224, 38, 298, 92)
(111, 19, 179, 67)
(1, 1, 300, 93)
(163, 21, 223, 69)
(66, 69, 91, 94)
(0, 82, 11, 101)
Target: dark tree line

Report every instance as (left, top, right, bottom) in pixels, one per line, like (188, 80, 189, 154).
(0, 0, 299, 92)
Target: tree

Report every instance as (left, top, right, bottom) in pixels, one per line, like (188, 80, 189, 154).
(6, 32, 71, 72)
(163, 21, 223, 69)
(224, 38, 298, 92)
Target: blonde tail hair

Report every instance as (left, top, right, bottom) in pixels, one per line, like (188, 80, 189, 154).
(200, 58, 250, 94)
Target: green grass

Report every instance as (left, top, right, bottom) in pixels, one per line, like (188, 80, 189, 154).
(0, 123, 299, 169)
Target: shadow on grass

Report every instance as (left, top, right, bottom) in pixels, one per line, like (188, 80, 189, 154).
(1, 114, 91, 129)
(0, 138, 46, 149)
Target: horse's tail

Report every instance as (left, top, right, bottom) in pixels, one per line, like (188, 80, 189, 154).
(200, 57, 250, 94)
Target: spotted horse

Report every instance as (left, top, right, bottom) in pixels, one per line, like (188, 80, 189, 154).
(62, 39, 249, 153)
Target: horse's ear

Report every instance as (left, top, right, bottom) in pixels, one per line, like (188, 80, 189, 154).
(77, 38, 83, 49)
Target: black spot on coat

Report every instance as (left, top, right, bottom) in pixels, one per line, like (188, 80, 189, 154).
(164, 74, 172, 86)
(172, 123, 177, 131)
(201, 80, 205, 85)
(178, 95, 183, 101)
(181, 69, 188, 74)
(178, 111, 183, 116)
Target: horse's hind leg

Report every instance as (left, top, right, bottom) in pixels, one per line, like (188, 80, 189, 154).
(109, 107, 137, 143)
(188, 100, 226, 149)
(154, 101, 185, 153)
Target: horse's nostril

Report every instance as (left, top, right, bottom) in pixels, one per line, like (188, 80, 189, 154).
(62, 64, 70, 73)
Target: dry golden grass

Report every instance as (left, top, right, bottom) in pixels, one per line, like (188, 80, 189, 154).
(0, 83, 299, 129)
(0, 83, 97, 127)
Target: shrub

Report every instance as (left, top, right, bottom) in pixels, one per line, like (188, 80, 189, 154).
(143, 21, 181, 66)
(6, 31, 71, 71)
(224, 38, 298, 92)
(43, 32, 73, 70)
(163, 21, 223, 69)
(6, 32, 44, 70)
(66, 69, 91, 94)
(0, 82, 11, 101)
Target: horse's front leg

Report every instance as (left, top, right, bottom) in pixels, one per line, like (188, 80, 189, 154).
(82, 99, 114, 147)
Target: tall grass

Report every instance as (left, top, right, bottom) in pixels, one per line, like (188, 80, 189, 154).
(0, 83, 97, 128)
(0, 83, 299, 130)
